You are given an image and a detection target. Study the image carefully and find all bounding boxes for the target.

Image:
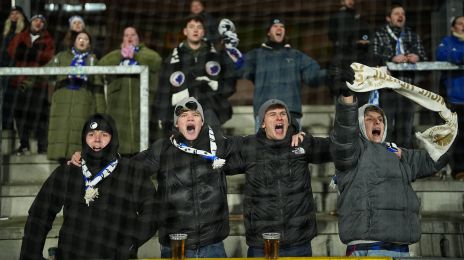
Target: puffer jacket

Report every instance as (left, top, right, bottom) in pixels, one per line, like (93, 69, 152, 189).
(227, 129, 331, 248)
(47, 50, 106, 160)
(330, 97, 448, 244)
(135, 125, 236, 249)
(98, 44, 162, 154)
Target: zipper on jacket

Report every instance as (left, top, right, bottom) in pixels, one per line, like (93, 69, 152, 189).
(277, 158, 285, 240)
(191, 158, 201, 246)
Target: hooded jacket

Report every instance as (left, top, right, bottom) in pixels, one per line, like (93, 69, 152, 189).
(330, 97, 448, 244)
(20, 114, 157, 260)
(135, 125, 236, 249)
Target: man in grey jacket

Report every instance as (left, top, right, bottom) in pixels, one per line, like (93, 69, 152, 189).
(330, 90, 449, 257)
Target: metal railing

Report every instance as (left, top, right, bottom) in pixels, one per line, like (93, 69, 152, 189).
(387, 61, 464, 71)
(0, 65, 150, 151)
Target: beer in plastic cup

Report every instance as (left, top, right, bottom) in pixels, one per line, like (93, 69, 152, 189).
(263, 232, 280, 260)
(169, 233, 187, 260)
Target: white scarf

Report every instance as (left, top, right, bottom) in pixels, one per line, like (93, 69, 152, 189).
(346, 62, 458, 162)
(386, 25, 405, 55)
(81, 159, 119, 206)
(170, 126, 226, 169)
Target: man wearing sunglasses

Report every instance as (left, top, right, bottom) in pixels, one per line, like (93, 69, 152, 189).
(137, 97, 235, 258)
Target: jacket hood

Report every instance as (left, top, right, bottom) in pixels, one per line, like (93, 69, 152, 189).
(358, 103, 388, 143)
(81, 113, 119, 166)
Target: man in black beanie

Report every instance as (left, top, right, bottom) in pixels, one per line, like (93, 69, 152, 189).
(242, 17, 326, 132)
(20, 113, 157, 260)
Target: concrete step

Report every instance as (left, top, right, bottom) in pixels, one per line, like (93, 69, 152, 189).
(1, 168, 463, 217)
(1, 154, 58, 184)
(0, 213, 462, 259)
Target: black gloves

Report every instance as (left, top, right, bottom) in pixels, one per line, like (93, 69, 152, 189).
(339, 64, 355, 97)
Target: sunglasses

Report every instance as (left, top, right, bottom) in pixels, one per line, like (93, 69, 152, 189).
(175, 101, 198, 116)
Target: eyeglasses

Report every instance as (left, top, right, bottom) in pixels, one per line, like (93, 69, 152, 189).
(175, 101, 198, 116)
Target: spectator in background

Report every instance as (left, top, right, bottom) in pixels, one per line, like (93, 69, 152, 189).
(156, 15, 236, 136)
(46, 31, 106, 163)
(1, 6, 28, 130)
(20, 113, 157, 259)
(98, 26, 162, 156)
(8, 14, 54, 155)
(242, 18, 326, 131)
(327, 0, 373, 105)
(189, 0, 219, 44)
(372, 3, 427, 148)
(436, 15, 464, 180)
(57, 15, 86, 52)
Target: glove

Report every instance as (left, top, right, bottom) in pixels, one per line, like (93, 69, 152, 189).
(121, 45, 135, 59)
(225, 47, 244, 69)
(223, 31, 239, 48)
(339, 65, 355, 97)
(195, 76, 218, 91)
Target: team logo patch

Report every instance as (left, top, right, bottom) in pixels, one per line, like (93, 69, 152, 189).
(90, 122, 98, 129)
(205, 61, 221, 76)
(170, 71, 185, 87)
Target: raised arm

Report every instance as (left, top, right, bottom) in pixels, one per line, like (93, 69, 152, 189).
(330, 95, 361, 171)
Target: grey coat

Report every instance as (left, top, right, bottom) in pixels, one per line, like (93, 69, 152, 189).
(330, 98, 447, 244)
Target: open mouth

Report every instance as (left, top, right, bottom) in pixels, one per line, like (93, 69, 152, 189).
(372, 129, 381, 137)
(275, 124, 284, 134)
(92, 146, 102, 151)
(186, 124, 196, 134)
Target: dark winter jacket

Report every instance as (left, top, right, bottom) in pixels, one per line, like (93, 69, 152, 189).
(135, 125, 237, 249)
(156, 41, 236, 125)
(19, 158, 157, 260)
(226, 128, 331, 248)
(330, 97, 448, 244)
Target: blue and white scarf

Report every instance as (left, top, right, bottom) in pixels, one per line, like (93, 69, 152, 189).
(170, 126, 225, 169)
(69, 47, 89, 83)
(81, 159, 119, 206)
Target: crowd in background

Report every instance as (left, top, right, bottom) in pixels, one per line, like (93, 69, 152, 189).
(0, 0, 462, 176)
(1, 0, 463, 259)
